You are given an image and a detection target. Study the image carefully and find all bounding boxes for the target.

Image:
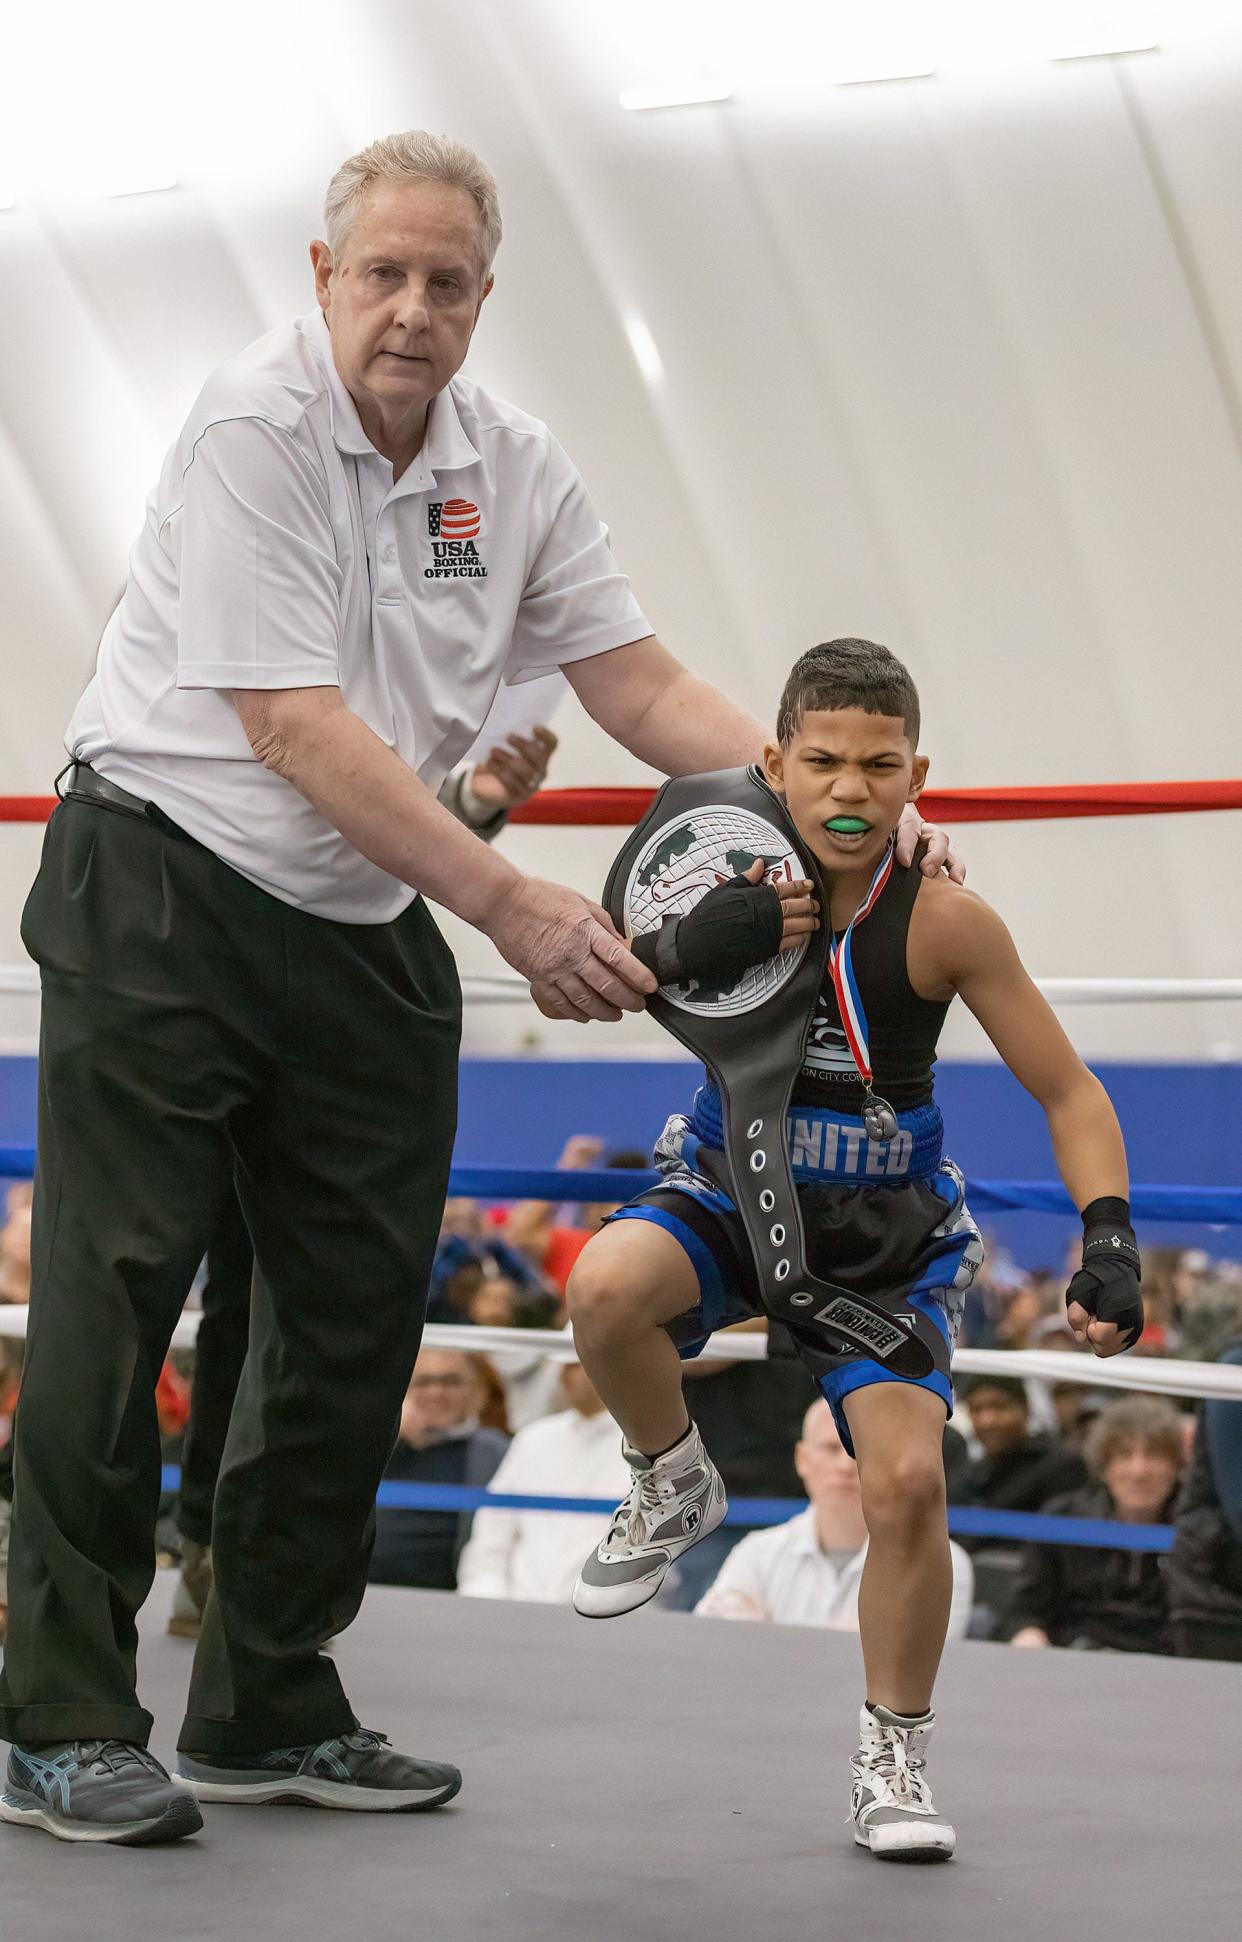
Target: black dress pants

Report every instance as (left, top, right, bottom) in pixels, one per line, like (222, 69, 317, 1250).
(176, 1184, 253, 1551)
(0, 798, 460, 1754)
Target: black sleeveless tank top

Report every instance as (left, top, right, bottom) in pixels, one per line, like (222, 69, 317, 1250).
(791, 850, 950, 1113)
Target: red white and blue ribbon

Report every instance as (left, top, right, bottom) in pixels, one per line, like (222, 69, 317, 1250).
(826, 841, 895, 1088)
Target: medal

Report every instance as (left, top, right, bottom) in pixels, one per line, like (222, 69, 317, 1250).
(862, 1092, 899, 1143)
(828, 843, 898, 1145)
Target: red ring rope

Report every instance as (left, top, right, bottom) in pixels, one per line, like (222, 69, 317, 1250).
(1, 779, 1240, 828)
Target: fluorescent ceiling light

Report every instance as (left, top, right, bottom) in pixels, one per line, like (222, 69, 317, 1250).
(100, 165, 179, 199)
(830, 61, 936, 84)
(623, 312, 665, 385)
(1047, 36, 1158, 58)
(619, 79, 733, 111)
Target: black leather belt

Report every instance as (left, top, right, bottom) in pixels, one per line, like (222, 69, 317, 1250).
(605, 763, 933, 1381)
(56, 761, 152, 820)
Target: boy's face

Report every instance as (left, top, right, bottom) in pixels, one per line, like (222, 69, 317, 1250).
(763, 707, 928, 877)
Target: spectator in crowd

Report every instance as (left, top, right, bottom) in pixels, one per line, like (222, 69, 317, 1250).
(950, 1374, 1088, 1518)
(660, 1321, 817, 1610)
(696, 1399, 974, 1636)
(457, 1362, 628, 1602)
(1025, 1312, 1104, 1448)
(1168, 1342, 1242, 1662)
(1006, 1397, 1185, 1653)
(368, 1350, 509, 1592)
(503, 1136, 649, 1295)
(0, 1185, 32, 1305)
(426, 1229, 552, 1325)
(947, 1372, 1089, 1636)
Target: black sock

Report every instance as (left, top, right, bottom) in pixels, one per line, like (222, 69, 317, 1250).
(644, 1420, 692, 1463)
(866, 1701, 931, 1726)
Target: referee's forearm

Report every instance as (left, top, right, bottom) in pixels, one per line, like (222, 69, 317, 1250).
(624, 667, 768, 776)
(237, 689, 520, 927)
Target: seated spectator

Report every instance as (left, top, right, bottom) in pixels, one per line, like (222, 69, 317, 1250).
(1026, 1313, 1104, 1448)
(457, 1362, 629, 1603)
(1007, 1396, 1186, 1653)
(502, 1135, 648, 1295)
(660, 1320, 817, 1610)
(0, 1184, 32, 1305)
(696, 1399, 974, 1636)
(367, 1350, 509, 1592)
(427, 1229, 551, 1326)
(948, 1372, 1089, 1635)
(1169, 1342, 1242, 1662)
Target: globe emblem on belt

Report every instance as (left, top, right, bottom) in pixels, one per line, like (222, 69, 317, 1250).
(622, 807, 809, 1018)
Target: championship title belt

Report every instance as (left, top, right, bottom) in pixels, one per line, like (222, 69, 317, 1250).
(604, 765, 933, 1380)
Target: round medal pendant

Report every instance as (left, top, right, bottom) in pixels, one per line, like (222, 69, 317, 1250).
(862, 1094, 899, 1144)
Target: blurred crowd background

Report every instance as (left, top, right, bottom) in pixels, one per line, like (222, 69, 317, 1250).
(3, 1140, 1241, 1664)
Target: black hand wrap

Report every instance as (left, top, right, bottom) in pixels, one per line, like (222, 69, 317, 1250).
(632, 875, 783, 987)
(1064, 1195, 1144, 1350)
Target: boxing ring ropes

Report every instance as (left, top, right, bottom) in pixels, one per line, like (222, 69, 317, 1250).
(1, 776, 1241, 1563)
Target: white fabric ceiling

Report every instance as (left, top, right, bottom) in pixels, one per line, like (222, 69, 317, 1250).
(1, 1, 1239, 1060)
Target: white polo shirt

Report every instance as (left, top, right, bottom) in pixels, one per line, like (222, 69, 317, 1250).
(695, 1507, 974, 1639)
(68, 309, 651, 922)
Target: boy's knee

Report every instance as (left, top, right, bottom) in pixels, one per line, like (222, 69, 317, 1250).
(566, 1253, 627, 1334)
(860, 1453, 946, 1534)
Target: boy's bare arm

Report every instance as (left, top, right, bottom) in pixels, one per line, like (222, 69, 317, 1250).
(920, 888, 1141, 1358)
(930, 891, 1128, 1209)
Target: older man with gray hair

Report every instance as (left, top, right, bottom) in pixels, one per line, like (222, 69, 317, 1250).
(0, 130, 955, 1846)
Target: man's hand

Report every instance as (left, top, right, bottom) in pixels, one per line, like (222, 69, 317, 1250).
(484, 877, 657, 1024)
(1010, 1627, 1051, 1648)
(895, 802, 965, 883)
(469, 726, 558, 813)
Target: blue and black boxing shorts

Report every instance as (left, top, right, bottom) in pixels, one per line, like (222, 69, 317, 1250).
(605, 1102, 984, 1456)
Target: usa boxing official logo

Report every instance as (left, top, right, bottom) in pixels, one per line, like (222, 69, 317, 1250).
(426, 499, 487, 578)
(623, 807, 808, 1019)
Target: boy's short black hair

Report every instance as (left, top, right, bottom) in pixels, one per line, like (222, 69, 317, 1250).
(776, 637, 920, 748)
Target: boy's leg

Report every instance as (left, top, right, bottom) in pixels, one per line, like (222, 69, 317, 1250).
(840, 1379, 956, 1861)
(567, 1213, 731, 1618)
(842, 1382, 952, 1714)
(567, 1217, 701, 1455)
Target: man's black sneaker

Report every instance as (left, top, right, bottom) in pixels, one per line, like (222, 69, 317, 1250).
(1, 1741, 203, 1845)
(178, 1728, 461, 1812)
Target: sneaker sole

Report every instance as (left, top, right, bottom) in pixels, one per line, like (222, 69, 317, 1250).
(0, 1788, 204, 1846)
(572, 1487, 728, 1619)
(855, 1823, 956, 1862)
(180, 1772, 462, 1812)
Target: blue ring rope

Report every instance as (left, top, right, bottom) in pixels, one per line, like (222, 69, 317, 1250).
(157, 1468, 1172, 1551)
(6, 1150, 1241, 1222)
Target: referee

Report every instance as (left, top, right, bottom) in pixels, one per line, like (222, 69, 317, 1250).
(0, 130, 951, 1846)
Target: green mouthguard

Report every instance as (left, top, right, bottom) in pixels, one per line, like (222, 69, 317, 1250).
(825, 817, 870, 833)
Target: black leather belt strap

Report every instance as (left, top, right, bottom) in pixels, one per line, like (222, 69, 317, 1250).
(605, 764, 932, 1380)
(56, 761, 152, 820)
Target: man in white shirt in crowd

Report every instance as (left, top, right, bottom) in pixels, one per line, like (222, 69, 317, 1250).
(457, 1364, 630, 1605)
(696, 1400, 973, 1638)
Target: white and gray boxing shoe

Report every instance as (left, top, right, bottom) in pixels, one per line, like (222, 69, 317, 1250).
(849, 1703, 956, 1862)
(573, 1423, 726, 1618)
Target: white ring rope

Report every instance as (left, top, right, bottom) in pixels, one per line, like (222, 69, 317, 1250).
(2, 964, 1241, 1004)
(0, 1306, 1238, 1399)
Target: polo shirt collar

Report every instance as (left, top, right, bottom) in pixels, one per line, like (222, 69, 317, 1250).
(304, 308, 481, 476)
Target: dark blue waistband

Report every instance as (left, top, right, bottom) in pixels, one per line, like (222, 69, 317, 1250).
(690, 1084, 944, 1184)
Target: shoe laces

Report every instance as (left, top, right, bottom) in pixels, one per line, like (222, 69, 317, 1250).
(858, 1729, 932, 1812)
(74, 1740, 163, 1779)
(338, 1729, 389, 1755)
